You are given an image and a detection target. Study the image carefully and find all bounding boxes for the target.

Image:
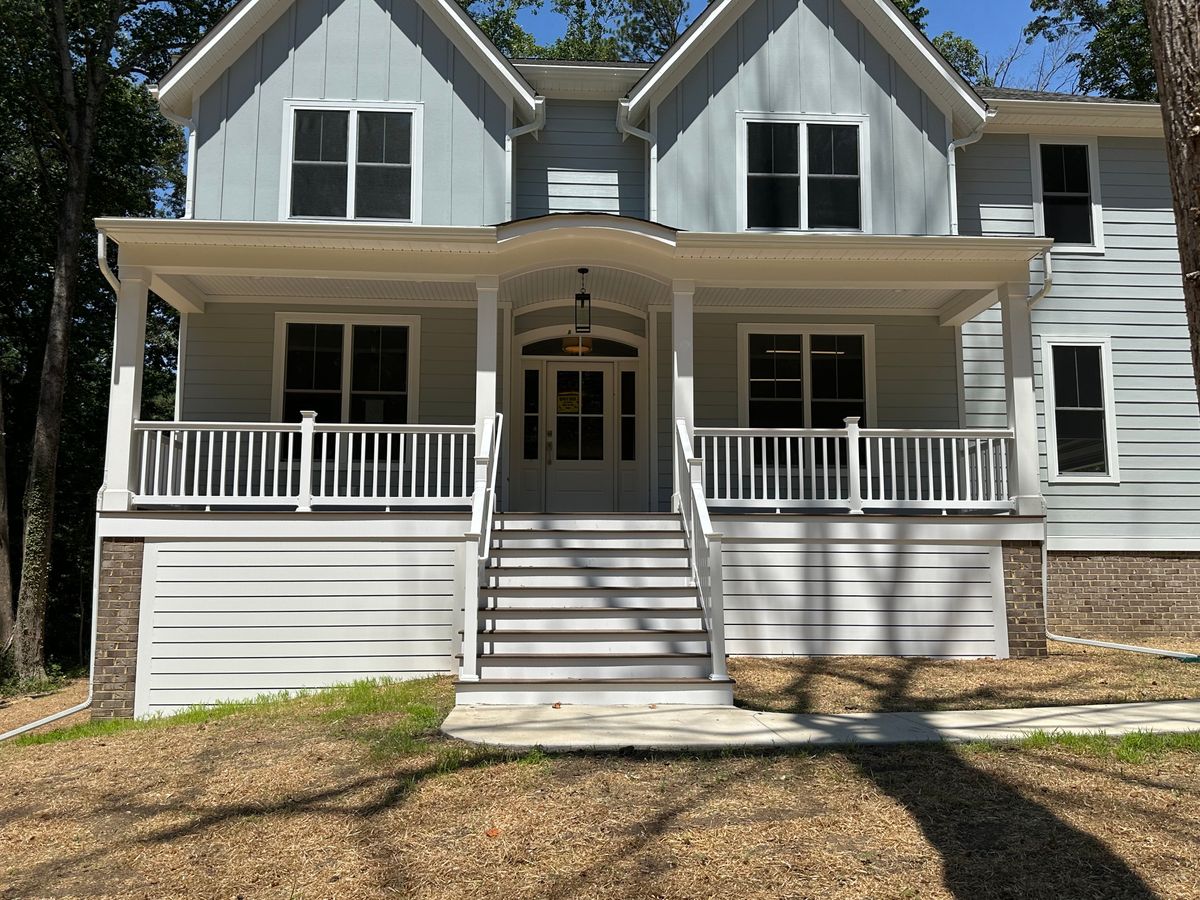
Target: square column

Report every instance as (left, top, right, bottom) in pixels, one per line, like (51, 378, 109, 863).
(475, 276, 500, 440)
(1000, 283, 1043, 516)
(672, 280, 695, 507)
(99, 269, 149, 511)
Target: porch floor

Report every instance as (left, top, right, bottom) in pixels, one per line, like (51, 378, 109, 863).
(441, 699, 1200, 751)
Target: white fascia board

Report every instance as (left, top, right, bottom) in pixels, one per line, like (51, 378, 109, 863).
(983, 98, 1164, 137)
(625, 0, 987, 128)
(155, 0, 537, 122)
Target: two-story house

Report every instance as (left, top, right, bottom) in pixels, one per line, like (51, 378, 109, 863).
(89, 0, 1200, 718)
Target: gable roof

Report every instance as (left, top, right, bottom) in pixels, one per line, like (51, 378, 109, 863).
(154, 0, 539, 123)
(624, 0, 988, 134)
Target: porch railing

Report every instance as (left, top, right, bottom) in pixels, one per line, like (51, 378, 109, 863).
(695, 419, 1015, 514)
(131, 414, 476, 509)
(675, 419, 728, 682)
(460, 413, 504, 683)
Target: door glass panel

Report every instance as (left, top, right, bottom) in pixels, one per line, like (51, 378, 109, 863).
(581, 417, 604, 461)
(523, 369, 539, 460)
(620, 370, 636, 461)
(554, 368, 605, 462)
(581, 371, 604, 414)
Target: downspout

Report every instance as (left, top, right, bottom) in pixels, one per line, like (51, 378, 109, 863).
(505, 96, 545, 221)
(150, 85, 197, 219)
(947, 109, 995, 235)
(0, 513, 102, 740)
(616, 99, 655, 220)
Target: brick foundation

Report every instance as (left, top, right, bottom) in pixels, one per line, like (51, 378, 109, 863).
(1047, 551, 1200, 640)
(93, 538, 144, 720)
(1002, 541, 1048, 658)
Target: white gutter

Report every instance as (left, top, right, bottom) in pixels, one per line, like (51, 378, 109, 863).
(947, 110, 995, 235)
(616, 99, 655, 221)
(1039, 543, 1199, 662)
(508, 95, 546, 142)
(96, 232, 120, 293)
(0, 512, 102, 740)
(616, 98, 653, 144)
(1027, 249, 1053, 309)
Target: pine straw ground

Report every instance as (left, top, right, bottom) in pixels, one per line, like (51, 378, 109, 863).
(729, 639, 1200, 715)
(1, 672, 1199, 899)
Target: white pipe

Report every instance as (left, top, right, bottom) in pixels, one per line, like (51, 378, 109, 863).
(0, 512, 101, 741)
(947, 110, 994, 235)
(1027, 249, 1053, 309)
(96, 232, 120, 294)
(1039, 541, 1200, 662)
(507, 95, 545, 142)
(616, 98, 653, 144)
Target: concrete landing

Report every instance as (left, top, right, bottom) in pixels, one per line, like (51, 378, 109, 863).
(441, 699, 1200, 751)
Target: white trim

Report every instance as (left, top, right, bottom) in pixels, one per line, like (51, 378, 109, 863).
(1047, 537, 1200, 552)
(271, 312, 422, 424)
(184, 124, 197, 219)
(953, 324, 967, 427)
(735, 323, 877, 428)
(279, 100, 424, 225)
(1040, 335, 1120, 486)
(989, 545, 1010, 660)
(648, 306, 664, 510)
(132, 541, 159, 718)
(1030, 135, 1105, 255)
(735, 113, 873, 234)
(97, 511, 469, 540)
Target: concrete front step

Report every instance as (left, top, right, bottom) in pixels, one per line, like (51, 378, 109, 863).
(485, 567, 695, 589)
(455, 677, 735, 706)
(472, 653, 712, 680)
(479, 631, 711, 655)
(480, 608, 705, 631)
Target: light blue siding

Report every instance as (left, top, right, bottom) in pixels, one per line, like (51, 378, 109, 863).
(513, 100, 646, 218)
(655, 0, 951, 234)
(958, 135, 1200, 544)
(191, 0, 509, 225)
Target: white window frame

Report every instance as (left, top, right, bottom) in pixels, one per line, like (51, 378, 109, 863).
(279, 99, 424, 224)
(1041, 335, 1120, 485)
(736, 323, 877, 428)
(1030, 135, 1104, 255)
(736, 112, 873, 234)
(271, 312, 422, 424)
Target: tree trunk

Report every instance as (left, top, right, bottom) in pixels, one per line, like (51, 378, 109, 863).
(1145, 0, 1200, 405)
(0, 370, 14, 659)
(13, 162, 88, 680)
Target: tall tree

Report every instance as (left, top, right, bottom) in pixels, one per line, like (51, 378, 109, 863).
(457, 0, 540, 57)
(538, 0, 622, 60)
(890, 0, 988, 85)
(0, 370, 12, 659)
(1144, 0, 1200, 403)
(0, 0, 230, 679)
(617, 0, 688, 61)
(1026, 0, 1157, 100)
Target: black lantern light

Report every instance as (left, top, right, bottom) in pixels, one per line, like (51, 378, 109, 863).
(574, 267, 592, 334)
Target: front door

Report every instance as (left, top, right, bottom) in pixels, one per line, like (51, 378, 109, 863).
(545, 362, 615, 512)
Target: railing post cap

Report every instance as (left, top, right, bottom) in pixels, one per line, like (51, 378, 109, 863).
(300, 410, 318, 420)
(844, 416, 861, 426)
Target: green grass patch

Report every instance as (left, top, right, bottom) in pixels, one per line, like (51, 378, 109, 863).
(1012, 729, 1200, 763)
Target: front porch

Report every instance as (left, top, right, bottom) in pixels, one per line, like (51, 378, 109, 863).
(92, 215, 1053, 713)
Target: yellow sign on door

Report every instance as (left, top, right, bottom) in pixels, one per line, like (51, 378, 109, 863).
(557, 391, 581, 414)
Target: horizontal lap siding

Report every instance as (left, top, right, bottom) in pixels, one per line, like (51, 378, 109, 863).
(138, 539, 458, 715)
(192, 0, 507, 225)
(513, 100, 646, 218)
(181, 302, 475, 424)
(958, 135, 1200, 544)
(723, 543, 1001, 657)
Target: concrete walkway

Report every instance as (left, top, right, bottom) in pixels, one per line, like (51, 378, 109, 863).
(441, 700, 1200, 751)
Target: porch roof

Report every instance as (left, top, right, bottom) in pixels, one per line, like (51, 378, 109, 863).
(96, 214, 1051, 325)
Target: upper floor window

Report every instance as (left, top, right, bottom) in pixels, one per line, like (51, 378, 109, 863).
(1043, 337, 1119, 484)
(1032, 137, 1103, 252)
(741, 116, 867, 232)
(275, 315, 420, 424)
(286, 103, 421, 222)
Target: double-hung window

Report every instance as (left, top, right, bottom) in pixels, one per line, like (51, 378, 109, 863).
(741, 326, 873, 429)
(743, 116, 866, 231)
(1043, 337, 1119, 483)
(287, 103, 420, 222)
(1032, 137, 1103, 252)
(277, 316, 419, 424)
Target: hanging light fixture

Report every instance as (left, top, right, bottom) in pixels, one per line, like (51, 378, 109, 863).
(562, 335, 594, 355)
(574, 267, 592, 335)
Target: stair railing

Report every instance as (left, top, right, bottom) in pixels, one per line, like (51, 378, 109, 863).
(675, 418, 728, 681)
(461, 413, 504, 682)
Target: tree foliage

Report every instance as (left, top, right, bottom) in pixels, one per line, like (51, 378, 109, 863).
(1026, 0, 1157, 100)
(889, 0, 989, 85)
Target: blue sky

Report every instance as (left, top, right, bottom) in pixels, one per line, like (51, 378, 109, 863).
(518, 0, 1071, 89)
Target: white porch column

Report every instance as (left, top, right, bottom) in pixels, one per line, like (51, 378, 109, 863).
(474, 275, 500, 440)
(99, 268, 149, 511)
(672, 280, 695, 507)
(1000, 283, 1043, 516)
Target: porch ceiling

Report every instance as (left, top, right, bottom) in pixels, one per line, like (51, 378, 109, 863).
(184, 273, 477, 304)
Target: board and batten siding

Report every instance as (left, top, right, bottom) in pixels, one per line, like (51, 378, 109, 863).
(134, 537, 461, 715)
(655, 311, 961, 510)
(957, 134, 1200, 545)
(513, 100, 647, 218)
(719, 541, 1007, 657)
(180, 302, 476, 424)
(191, 0, 508, 225)
(654, 0, 951, 234)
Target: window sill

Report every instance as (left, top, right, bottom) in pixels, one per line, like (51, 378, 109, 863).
(1048, 474, 1121, 486)
(1044, 243, 1106, 257)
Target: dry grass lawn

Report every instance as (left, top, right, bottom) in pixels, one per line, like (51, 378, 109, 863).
(730, 640, 1200, 715)
(1, 674, 1199, 899)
